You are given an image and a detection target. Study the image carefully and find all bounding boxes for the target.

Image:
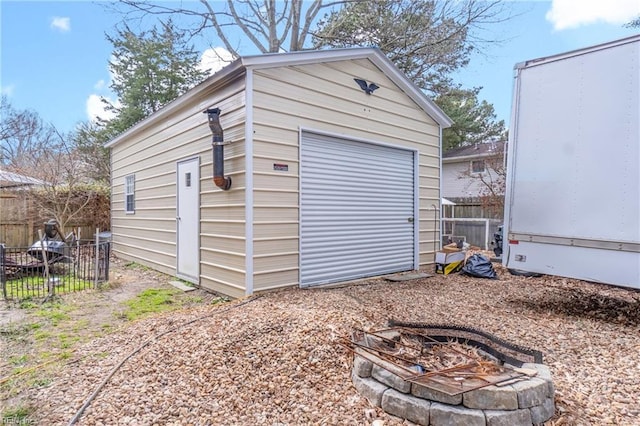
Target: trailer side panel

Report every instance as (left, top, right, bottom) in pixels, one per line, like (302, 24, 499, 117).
(504, 36, 640, 288)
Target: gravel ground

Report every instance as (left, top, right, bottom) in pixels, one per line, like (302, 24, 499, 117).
(29, 265, 640, 425)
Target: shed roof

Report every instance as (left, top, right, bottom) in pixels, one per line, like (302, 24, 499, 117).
(106, 48, 452, 149)
(0, 170, 45, 189)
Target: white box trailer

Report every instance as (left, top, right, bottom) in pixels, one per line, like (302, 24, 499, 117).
(503, 35, 640, 289)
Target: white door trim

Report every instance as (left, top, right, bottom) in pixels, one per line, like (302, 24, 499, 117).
(176, 157, 200, 283)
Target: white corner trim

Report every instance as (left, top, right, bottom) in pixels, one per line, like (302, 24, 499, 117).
(438, 126, 443, 253)
(245, 69, 254, 296)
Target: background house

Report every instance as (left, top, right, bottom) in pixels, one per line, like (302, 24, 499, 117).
(106, 48, 452, 298)
(0, 170, 44, 246)
(441, 141, 505, 248)
(442, 141, 505, 218)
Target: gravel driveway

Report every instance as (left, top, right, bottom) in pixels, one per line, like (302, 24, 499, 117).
(29, 267, 640, 425)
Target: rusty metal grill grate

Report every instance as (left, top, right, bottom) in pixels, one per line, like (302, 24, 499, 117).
(343, 324, 543, 396)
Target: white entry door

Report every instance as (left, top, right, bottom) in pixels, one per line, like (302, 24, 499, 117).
(177, 157, 200, 283)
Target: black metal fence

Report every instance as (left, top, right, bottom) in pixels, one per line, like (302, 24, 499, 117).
(0, 239, 110, 301)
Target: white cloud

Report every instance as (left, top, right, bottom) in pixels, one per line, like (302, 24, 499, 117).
(1, 85, 15, 97)
(86, 94, 119, 123)
(198, 47, 235, 75)
(50, 16, 71, 32)
(93, 79, 106, 90)
(87, 58, 120, 123)
(546, 0, 640, 30)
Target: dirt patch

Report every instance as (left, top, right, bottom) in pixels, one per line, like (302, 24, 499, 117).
(0, 258, 221, 420)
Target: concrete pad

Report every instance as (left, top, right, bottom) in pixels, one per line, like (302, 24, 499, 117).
(385, 273, 433, 282)
(168, 280, 196, 292)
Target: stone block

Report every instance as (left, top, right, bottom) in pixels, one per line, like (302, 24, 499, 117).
(485, 408, 532, 426)
(372, 364, 411, 393)
(411, 382, 463, 405)
(463, 385, 518, 410)
(351, 372, 388, 407)
(382, 389, 430, 426)
(529, 397, 555, 425)
(430, 402, 486, 426)
(522, 363, 554, 397)
(353, 355, 372, 378)
(511, 377, 548, 408)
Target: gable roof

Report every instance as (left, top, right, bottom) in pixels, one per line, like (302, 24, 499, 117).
(443, 141, 506, 161)
(106, 48, 452, 149)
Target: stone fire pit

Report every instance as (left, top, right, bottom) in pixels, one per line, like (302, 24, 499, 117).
(347, 324, 555, 426)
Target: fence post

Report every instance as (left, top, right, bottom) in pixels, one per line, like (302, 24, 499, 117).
(94, 228, 100, 288)
(0, 244, 6, 300)
(484, 219, 490, 250)
(38, 229, 54, 300)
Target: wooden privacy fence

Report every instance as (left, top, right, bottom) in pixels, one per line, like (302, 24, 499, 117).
(442, 218, 502, 250)
(0, 188, 110, 247)
(0, 221, 98, 247)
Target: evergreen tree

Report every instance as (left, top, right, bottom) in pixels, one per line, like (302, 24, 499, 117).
(104, 19, 207, 133)
(74, 19, 208, 184)
(435, 87, 506, 151)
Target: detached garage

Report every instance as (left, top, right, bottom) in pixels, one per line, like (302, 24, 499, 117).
(106, 48, 452, 298)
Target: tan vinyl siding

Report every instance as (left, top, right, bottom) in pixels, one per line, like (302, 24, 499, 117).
(110, 75, 248, 294)
(250, 58, 440, 291)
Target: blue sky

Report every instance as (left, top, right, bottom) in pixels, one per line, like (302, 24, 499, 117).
(1, 1, 639, 134)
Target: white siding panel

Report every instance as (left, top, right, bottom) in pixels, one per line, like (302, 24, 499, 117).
(300, 132, 415, 286)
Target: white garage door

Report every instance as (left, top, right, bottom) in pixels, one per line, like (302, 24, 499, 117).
(300, 132, 416, 287)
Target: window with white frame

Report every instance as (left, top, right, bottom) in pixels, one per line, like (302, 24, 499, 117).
(125, 174, 135, 214)
(471, 159, 486, 174)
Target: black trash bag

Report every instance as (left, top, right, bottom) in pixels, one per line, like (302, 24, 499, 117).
(462, 254, 498, 279)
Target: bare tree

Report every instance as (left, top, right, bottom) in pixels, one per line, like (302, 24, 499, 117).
(458, 144, 505, 217)
(313, 0, 513, 96)
(1, 99, 101, 235)
(1, 96, 54, 167)
(113, 0, 346, 55)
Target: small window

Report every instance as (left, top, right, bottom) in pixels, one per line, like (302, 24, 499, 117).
(185, 172, 191, 187)
(471, 160, 486, 174)
(125, 174, 135, 214)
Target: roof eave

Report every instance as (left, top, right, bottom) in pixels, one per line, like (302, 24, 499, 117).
(442, 151, 504, 162)
(242, 47, 452, 128)
(105, 59, 246, 149)
(105, 47, 454, 149)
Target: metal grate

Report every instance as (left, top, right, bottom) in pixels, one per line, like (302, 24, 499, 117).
(343, 325, 543, 396)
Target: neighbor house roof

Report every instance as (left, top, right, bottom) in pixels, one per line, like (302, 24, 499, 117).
(106, 47, 453, 149)
(442, 141, 506, 162)
(0, 170, 45, 189)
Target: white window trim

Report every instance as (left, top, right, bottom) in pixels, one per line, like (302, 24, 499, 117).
(125, 174, 135, 214)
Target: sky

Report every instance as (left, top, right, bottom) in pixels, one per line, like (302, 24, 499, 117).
(1, 0, 639, 135)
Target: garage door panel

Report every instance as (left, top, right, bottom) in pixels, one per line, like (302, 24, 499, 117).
(300, 132, 415, 286)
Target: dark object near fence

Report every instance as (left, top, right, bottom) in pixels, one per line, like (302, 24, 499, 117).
(27, 240, 69, 263)
(462, 254, 498, 279)
(492, 225, 503, 257)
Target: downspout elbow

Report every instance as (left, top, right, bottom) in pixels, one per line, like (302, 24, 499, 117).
(204, 108, 232, 191)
